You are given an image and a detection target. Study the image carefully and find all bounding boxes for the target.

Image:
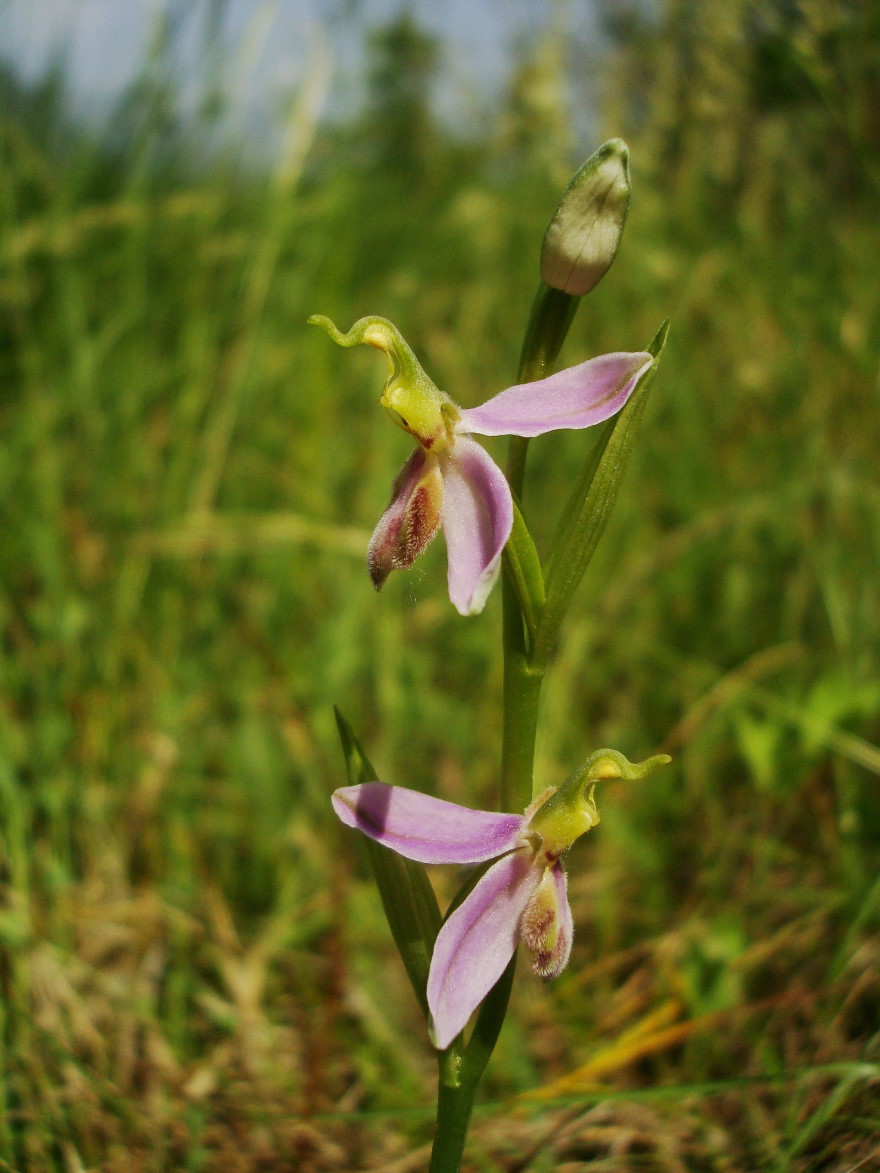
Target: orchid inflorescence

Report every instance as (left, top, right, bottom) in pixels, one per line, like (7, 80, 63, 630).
(333, 750, 669, 1049)
(311, 137, 670, 1171)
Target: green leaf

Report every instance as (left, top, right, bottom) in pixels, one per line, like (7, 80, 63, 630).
(502, 499, 545, 649)
(334, 707, 442, 1018)
(534, 320, 670, 663)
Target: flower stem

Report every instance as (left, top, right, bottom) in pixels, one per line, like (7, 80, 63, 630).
(508, 284, 578, 498)
(428, 1071, 478, 1173)
(428, 954, 516, 1171)
(501, 283, 578, 811)
(500, 611, 544, 813)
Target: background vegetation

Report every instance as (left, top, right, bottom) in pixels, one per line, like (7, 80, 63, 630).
(0, 0, 878, 1168)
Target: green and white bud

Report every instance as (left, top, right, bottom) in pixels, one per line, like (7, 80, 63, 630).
(540, 138, 631, 297)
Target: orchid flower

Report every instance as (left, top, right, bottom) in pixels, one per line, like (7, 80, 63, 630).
(309, 314, 653, 616)
(332, 750, 669, 1049)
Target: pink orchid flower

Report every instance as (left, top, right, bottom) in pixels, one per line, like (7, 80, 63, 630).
(333, 750, 669, 1048)
(333, 780, 587, 1048)
(309, 314, 653, 616)
(332, 747, 671, 1050)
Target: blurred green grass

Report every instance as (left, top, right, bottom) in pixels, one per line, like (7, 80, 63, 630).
(0, 2, 879, 1169)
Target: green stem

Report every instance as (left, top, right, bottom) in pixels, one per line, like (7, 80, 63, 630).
(508, 285, 578, 499)
(500, 629, 545, 813)
(501, 283, 577, 810)
(428, 957, 516, 1171)
(428, 1071, 479, 1173)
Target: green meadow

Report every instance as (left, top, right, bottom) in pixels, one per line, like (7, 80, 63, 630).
(1, 2, 878, 1169)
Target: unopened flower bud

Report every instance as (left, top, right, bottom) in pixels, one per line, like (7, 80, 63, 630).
(540, 138, 631, 296)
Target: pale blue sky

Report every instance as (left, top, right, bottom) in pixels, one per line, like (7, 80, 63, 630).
(0, 0, 605, 136)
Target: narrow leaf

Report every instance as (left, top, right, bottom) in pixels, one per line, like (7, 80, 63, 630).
(535, 320, 669, 662)
(334, 708, 442, 1017)
(502, 499, 545, 648)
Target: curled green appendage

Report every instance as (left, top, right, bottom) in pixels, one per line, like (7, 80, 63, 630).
(308, 313, 425, 383)
(576, 748, 672, 783)
(309, 312, 455, 449)
(529, 749, 670, 846)
(308, 312, 406, 356)
(307, 312, 351, 346)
